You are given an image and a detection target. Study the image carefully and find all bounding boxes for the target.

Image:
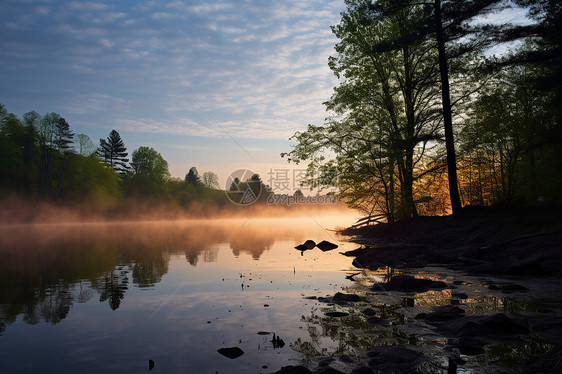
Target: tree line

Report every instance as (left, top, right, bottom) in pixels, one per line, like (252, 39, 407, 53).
(0, 106, 232, 218)
(283, 0, 561, 222)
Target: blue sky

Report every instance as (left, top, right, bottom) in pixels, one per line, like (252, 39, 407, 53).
(0, 0, 529, 191)
(1, 0, 345, 189)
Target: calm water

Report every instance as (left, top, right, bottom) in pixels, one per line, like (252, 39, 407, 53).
(0, 214, 361, 374)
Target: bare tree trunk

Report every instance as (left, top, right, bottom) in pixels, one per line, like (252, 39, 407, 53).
(434, 0, 462, 214)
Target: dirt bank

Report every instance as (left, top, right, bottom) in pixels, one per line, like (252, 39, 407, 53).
(342, 206, 562, 277)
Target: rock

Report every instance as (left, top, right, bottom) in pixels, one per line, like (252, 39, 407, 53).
(361, 308, 377, 316)
(339, 355, 353, 363)
(314, 367, 346, 374)
(295, 244, 308, 251)
(272, 365, 312, 374)
(437, 313, 529, 339)
(374, 275, 447, 293)
(350, 367, 373, 374)
(367, 316, 389, 325)
(149, 359, 154, 371)
(304, 240, 316, 249)
(333, 292, 362, 303)
(217, 347, 244, 359)
(317, 240, 338, 251)
(317, 357, 335, 367)
(367, 346, 426, 373)
(451, 292, 468, 299)
(257, 331, 271, 335)
(454, 337, 486, 355)
(488, 283, 528, 293)
(422, 305, 466, 322)
(326, 311, 349, 318)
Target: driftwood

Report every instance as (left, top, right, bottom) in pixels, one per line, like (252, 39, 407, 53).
(351, 214, 386, 228)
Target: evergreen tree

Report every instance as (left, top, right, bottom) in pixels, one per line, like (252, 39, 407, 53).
(98, 130, 129, 175)
(184, 166, 201, 185)
(53, 117, 75, 201)
(54, 117, 74, 154)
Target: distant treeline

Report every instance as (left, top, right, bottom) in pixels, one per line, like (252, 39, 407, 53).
(0, 105, 277, 220)
(283, 0, 562, 221)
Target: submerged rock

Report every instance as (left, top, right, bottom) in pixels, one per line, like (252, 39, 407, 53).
(326, 311, 350, 318)
(367, 346, 426, 373)
(373, 275, 447, 293)
(421, 305, 466, 322)
(332, 292, 362, 303)
(271, 365, 312, 374)
(304, 240, 316, 249)
(316, 240, 338, 251)
(217, 346, 244, 359)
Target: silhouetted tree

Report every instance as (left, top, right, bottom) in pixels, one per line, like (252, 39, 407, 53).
(368, 0, 513, 214)
(185, 166, 201, 185)
(98, 130, 129, 176)
(53, 117, 75, 201)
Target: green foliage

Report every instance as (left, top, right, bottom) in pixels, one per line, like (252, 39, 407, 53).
(124, 146, 171, 200)
(0, 103, 229, 217)
(284, 0, 445, 220)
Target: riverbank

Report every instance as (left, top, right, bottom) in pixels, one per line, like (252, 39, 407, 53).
(270, 206, 562, 374)
(343, 205, 562, 277)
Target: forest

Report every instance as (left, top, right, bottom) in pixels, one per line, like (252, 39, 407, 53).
(0, 106, 254, 221)
(283, 0, 562, 222)
(2, 0, 561, 223)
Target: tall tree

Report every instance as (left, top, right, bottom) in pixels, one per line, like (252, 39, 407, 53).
(36, 112, 60, 198)
(98, 130, 129, 176)
(53, 117, 75, 201)
(284, 0, 444, 220)
(202, 171, 219, 189)
(126, 146, 170, 199)
(76, 134, 96, 156)
(369, 0, 511, 214)
(185, 167, 201, 186)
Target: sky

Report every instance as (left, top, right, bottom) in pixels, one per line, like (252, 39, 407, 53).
(0, 0, 530, 193)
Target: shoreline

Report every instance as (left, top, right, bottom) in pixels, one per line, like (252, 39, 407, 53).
(270, 206, 562, 374)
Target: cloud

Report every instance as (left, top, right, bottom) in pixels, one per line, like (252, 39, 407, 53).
(0, 0, 345, 145)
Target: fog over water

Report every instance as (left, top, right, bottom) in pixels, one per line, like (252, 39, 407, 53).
(0, 213, 363, 373)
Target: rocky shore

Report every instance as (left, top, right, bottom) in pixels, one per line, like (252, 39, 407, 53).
(270, 206, 562, 374)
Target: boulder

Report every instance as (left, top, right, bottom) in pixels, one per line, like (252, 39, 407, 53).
(317, 240, 339, 251)
(217, 346, 244, 359)
(272, 365, 312, 374)
(333, 292, 362, 303)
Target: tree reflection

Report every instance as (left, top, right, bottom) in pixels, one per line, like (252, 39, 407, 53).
(95, 267, 129, 310)
(291, 304, 409, 364)
(229, 227, 274, 260)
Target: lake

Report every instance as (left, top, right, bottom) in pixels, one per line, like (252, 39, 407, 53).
(0, 214, 362, 373)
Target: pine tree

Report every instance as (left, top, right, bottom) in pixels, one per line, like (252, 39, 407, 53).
(98, 130, 129, 175)
(185, 166, 202, 185)
(53, 117, 75, 201)
(54, 117, 74, 154)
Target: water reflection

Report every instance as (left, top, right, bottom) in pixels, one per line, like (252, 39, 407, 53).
(0, 215, 360, 373)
